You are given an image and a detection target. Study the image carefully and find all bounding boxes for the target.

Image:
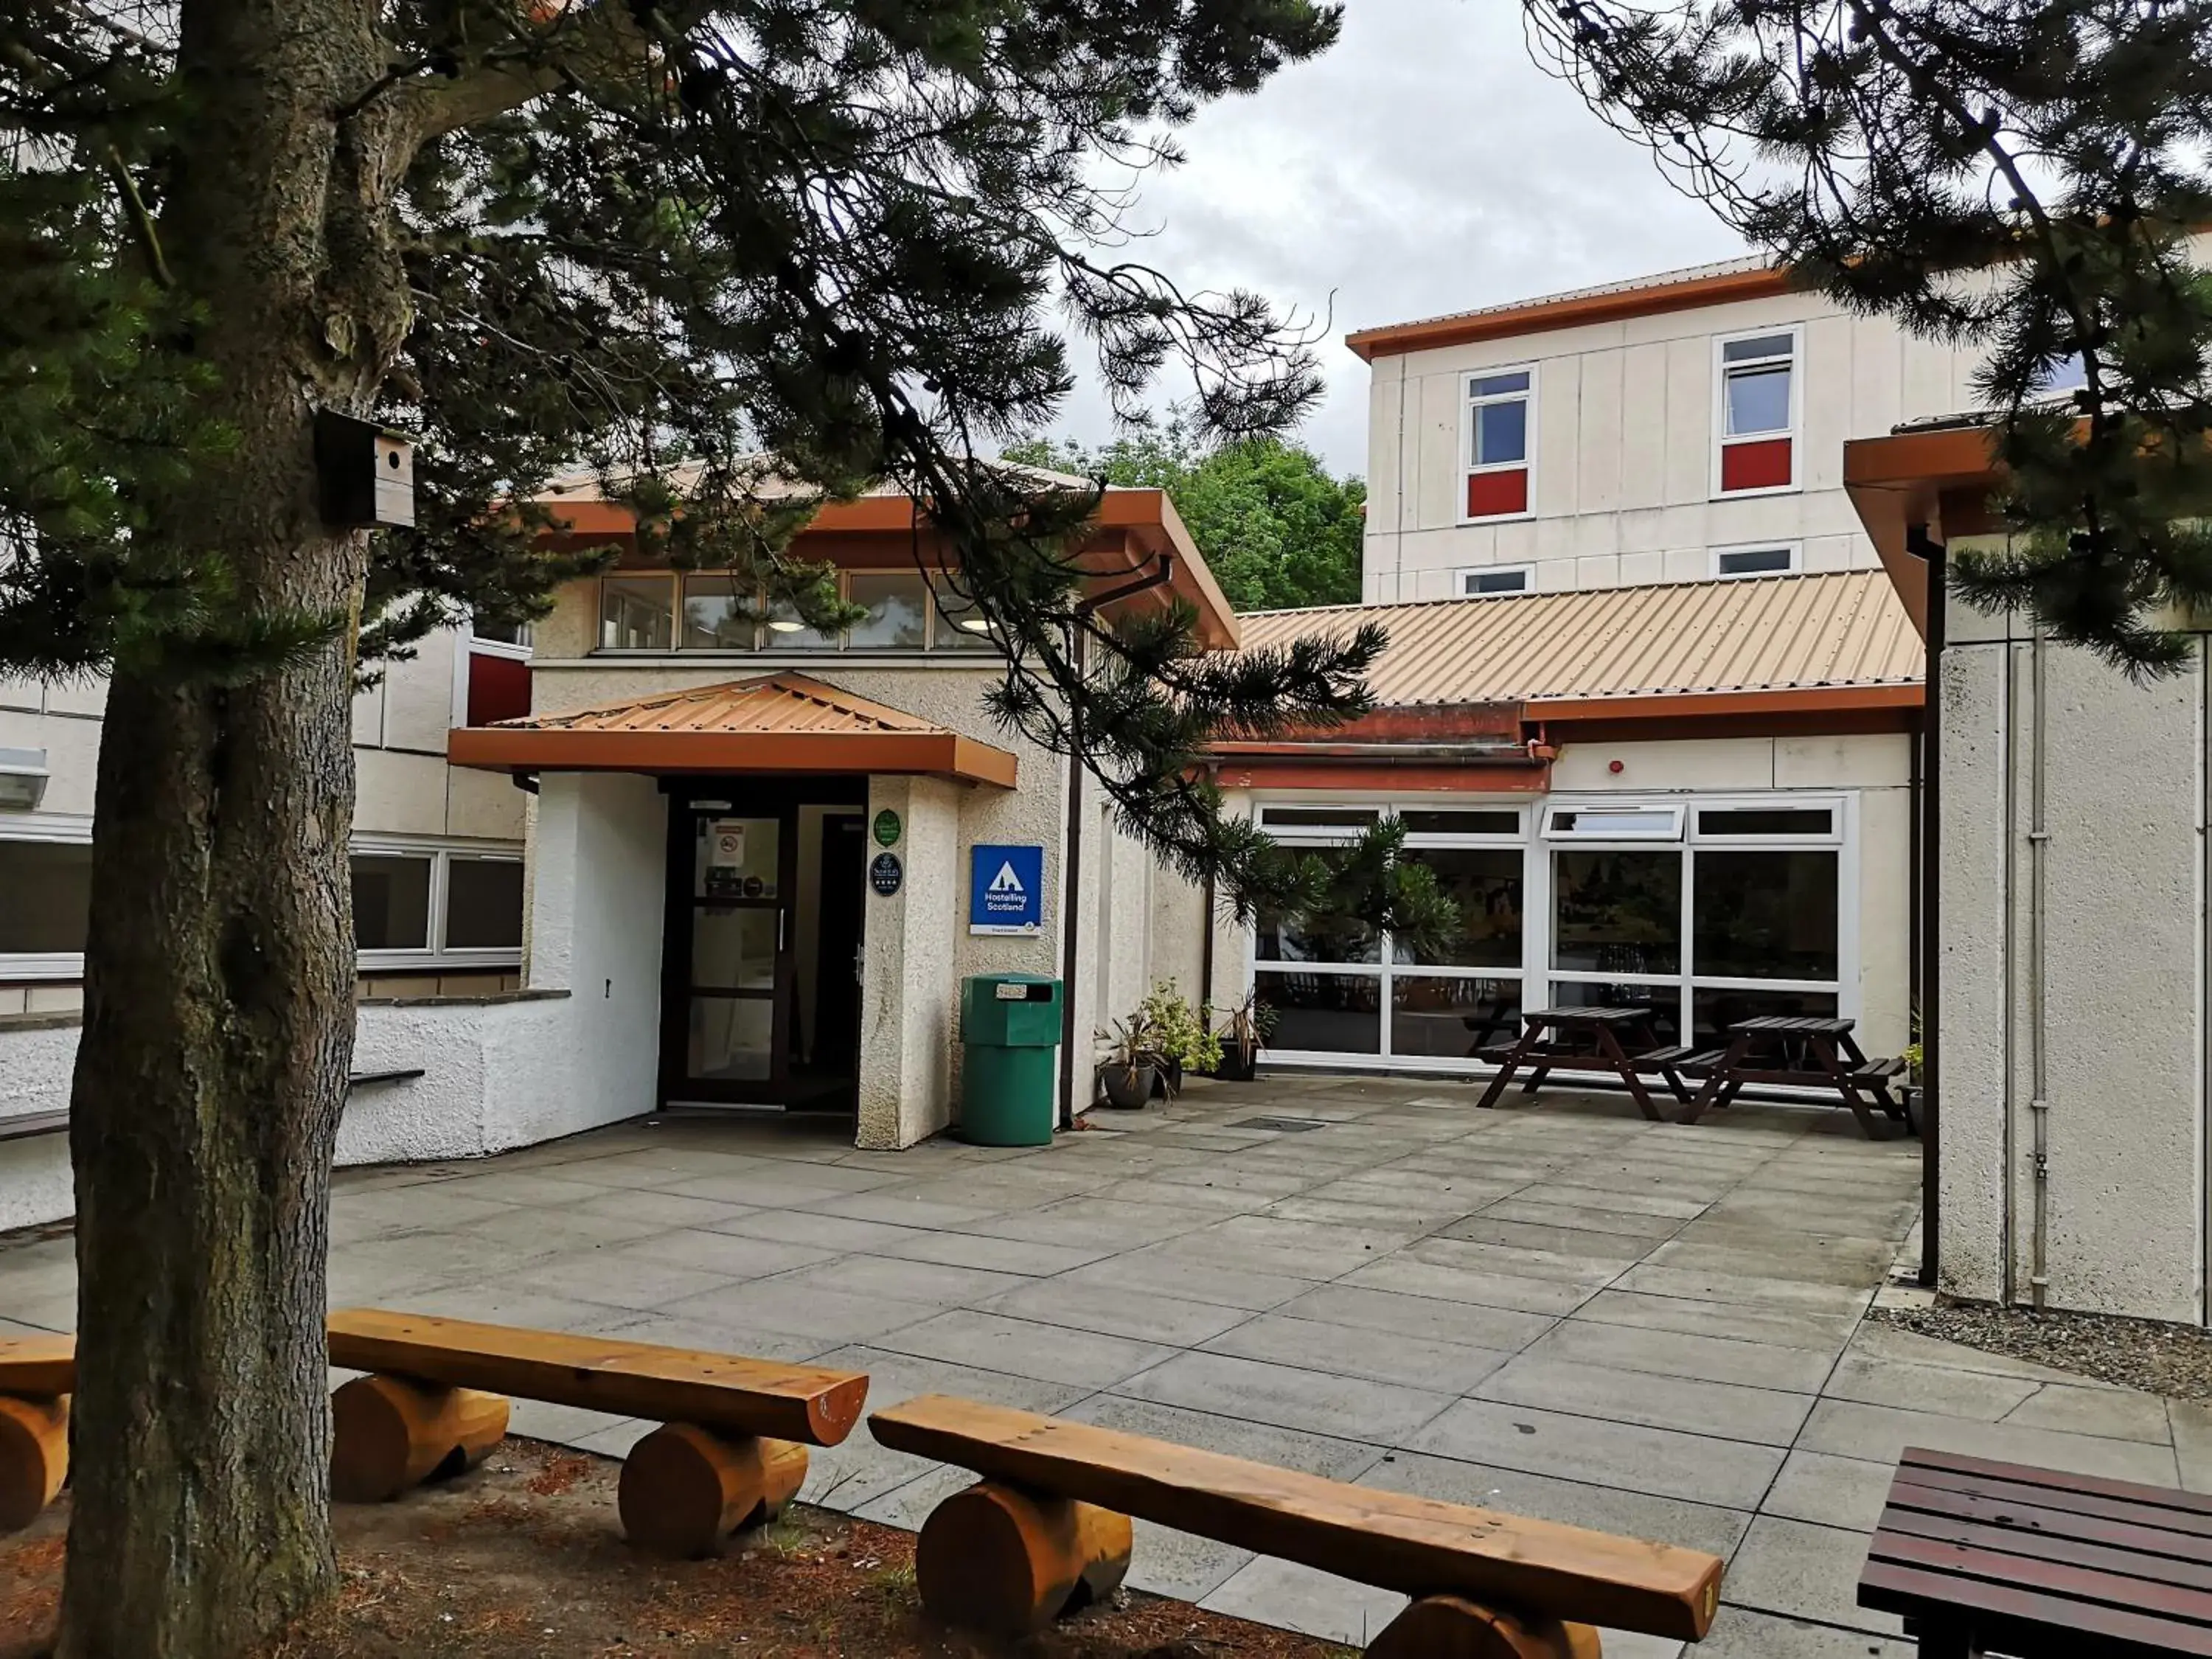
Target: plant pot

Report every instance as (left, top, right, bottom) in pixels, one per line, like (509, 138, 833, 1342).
(1152, 1058, 1184, 1099)
(1211, 1047, 1259, 1083)
(1902, 1085, 1923, 1138)
(1099, 1062, 1155, 1111)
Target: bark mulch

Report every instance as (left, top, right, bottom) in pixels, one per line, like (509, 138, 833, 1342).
(0, 1439, 1354, 1659)
(1873, 1301, 2212, 1402)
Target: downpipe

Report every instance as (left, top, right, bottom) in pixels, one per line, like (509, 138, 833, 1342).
(2028, 623, 2052, 1312)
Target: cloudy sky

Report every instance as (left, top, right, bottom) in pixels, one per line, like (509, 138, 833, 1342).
(1051, 1, 1752, 476)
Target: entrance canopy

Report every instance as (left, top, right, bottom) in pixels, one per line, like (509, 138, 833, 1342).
(448, 672, 1018, 787)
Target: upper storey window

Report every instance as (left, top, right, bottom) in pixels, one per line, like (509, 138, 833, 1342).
(1464, 369, 1533, 520)
(1716, 330, 1799, 494)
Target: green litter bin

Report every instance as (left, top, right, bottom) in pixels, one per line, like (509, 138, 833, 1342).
(959, 973, 1062, 1146)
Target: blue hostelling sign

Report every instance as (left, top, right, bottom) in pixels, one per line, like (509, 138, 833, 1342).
(969, 844, 1045, 936)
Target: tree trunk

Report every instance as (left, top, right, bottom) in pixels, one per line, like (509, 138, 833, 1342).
(55, 1, 416, 1651)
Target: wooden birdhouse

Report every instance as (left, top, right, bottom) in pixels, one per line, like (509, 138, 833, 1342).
(315, 410, 416, 529)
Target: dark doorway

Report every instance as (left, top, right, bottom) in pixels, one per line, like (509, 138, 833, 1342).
(658, 777, 865, 1113)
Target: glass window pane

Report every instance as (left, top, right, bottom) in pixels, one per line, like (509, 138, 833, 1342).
(1696, 807, 1834, 838)
(1692, 849, 1838, 980)
(352, 855, 432, 951)
(1464, 568, 1528, 594)
(1392, 975, 1523, 1059)
(1690, 986, 1839, 1048)
(847, 571, 929, 649)
(1549, 981, 1683, 1048)
(600, 577, 675, 650)
(1469, 372, 1531, 397)
(928, 575, 996, 652)
(1253, 971, 1381, 1054)
(1552, 849, 1682, 973)
(681, 577, 757, 650)
(692, 908, 779, 991)
(1546, 808, 1682, 839)
(1260, 807, 1380, 831)
(1399, 809, 1521, 836)
(0, 841, 91, 954)
(1714, 547, 1795, 577)
(1725, 364, 1792, 436)
(1722, 333, 1795, 364)
(1393, 846, 1523, 967)
(445, 858, 523, 950)
(1474, 399, 1527, 466)
(1254, 906, 1380, 965)
(693, 816, 780, 900)
(689, 996, 773, 1081)
(764, 594, 837, 650)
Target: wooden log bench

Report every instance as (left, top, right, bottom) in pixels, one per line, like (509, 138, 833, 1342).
(1859, 1445, 2212, 1657)
(1, 1314, 871, 1559)
(0, 1335, 73, 1533)
(869, 1394, 1724, 1655)
(326, 1308, 869, 1557)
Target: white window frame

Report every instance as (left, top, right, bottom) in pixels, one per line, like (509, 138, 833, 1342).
(1542, 803, 1686, 841)
(1710, 542, 1803, 580)
(1457, 565, 1534, 597)
(592, 568, 1000, 661)
(1711, 326, 1803, 498)
(1459, 366, 1537, 525)
(0, 814, 93, 981)
(350, 835, 526, 973)
(1244, 791, 1860, 1074)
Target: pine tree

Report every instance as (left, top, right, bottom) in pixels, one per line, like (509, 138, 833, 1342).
(0, 4, 1377, 1652)
(1524, 0, 2212, 672)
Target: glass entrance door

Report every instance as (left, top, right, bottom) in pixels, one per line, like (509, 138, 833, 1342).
(669, 805, 792, 1101)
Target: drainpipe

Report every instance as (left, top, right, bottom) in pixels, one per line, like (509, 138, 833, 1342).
(2028, 616, 2052, 1311)
(1198, 762, 1220, 1031)
(1907, 525, 1945, 1290)
(1057, 554, 1178, 1130)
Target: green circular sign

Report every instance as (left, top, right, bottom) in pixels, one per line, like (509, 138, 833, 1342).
(872, 809, 902, 848)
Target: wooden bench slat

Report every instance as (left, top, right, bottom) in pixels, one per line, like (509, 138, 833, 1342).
(1860, 1557, 2212, 1658)
(1888, 1479, 2212, 1566)
(869, 1394, 1722, 1641)
(327, 1310, 866, 1447)
(1879, 1500, 2212, 1593)
(0, 1335, 74, 1398)
(1869, 1528, 2212, 1630)
(1900, 1446, 2212, 1520)
(1897, 1464, 2212, 1541)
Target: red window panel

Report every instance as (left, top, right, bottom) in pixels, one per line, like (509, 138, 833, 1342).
(465, 650, 532, 726)
(1465, 467, 1529, 519)
(1719, 437, 1793, 493)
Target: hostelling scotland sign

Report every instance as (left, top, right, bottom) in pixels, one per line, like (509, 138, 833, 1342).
(968, 844, 1045, 936)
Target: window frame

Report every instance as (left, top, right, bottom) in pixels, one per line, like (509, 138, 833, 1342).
(1458, 365, 1538, 525)
(594, 568, 999, 658)
(0, 815, 94, 981)
(1711, 325, 1803, 498)
(1710, 542, 1803, 580)
(1456, 564, 1534, 597)
(350, 836, 526, 973)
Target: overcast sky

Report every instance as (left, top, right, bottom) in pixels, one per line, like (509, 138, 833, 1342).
(1049, 1, 1752, 477)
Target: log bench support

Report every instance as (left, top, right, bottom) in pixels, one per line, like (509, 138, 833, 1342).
(617, 1423, 808, 1558)
(914, 1481, 1133, 1637)
(330, 1374, 511, 1502)
(1367, 1596, 1602, 1659)
(0, 1391, 69, 1533)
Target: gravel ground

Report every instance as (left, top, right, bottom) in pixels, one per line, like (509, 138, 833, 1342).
(1874, 1301, 2212, 1401)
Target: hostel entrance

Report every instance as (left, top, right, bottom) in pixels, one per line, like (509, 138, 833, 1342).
(660, 776, 870, 1113)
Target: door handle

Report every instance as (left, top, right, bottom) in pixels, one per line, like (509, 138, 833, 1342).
(777, 908, 786, 952)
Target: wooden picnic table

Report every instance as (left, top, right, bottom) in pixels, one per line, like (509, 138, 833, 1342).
(1859, 1445, 2212, 1657)
(1680, 1013, 1906, 1140)
(1473, 1005, 1693, 1122)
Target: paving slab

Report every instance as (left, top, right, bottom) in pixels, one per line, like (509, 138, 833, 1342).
(502, 1249, 734, 1312)
(1201, 1557, 1408, 1646)
(1530, 1313, 1837, 1394)
(1473, 1352, 1814, 1447)
(2001, 1381, 2177, 1443)
(1798, 1398, 2183, 1484)
(1405, 1397, 1786, 1510)
(1363, 1448, 1751, 1562)
(1614, 1263, 1876, 1316)
(1434, 1214, 1660, 1261)
(1341, 1254, 1600, 1317)
(1200, 1312, 1513, 1394)
(651, 1278, 932, 1346)
(1573, 1288, 1859, 1353)
(869, 1308, 1175, 1388)
(1761, 1449, 1897, 1532)
(1111, 1349, 1455, 1443)
(1272, 1281, 1558, 1353)
(606, 1228, 838, 1280)
(1697, 1608, 1913, 1658)
(973, 1276, 1254, 1346)
(1062, 1248, 1319, 1312)
(1823, 1350, 2043, 1420)
(1723, 1516, 1901, 1637)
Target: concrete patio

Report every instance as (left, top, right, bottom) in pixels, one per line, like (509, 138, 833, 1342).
(3, 1072, 2200, 1656)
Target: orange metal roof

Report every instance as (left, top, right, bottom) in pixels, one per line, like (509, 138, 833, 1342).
(1346, 257, 1788, 361)
(448, 672, 1018, 787)
(1235, 571, 1924, 712)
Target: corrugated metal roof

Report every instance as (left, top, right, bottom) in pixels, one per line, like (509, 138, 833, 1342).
(499, 672, 940, 737)
(1349, 255, 1773, 341)
(1235, 570, 1923, 709)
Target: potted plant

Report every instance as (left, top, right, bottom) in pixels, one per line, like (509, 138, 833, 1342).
(1139, 979, 1220, 1098)
(1211, 987, 1274, 1082)
(1096, 1015, 1157, 1110)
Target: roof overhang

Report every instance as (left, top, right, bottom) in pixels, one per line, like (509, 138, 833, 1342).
(447, 672, 1020, 789)
(1843, 424, 2008, 639)
(1346, 262, 1792, 361)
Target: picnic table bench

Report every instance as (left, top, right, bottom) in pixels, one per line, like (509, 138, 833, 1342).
(1859, 1445, 2212, 1656)
(1, 1313, 871, 1558)
(871, 1393, 1725, 1655)
(1475, 1004, 1694, 1122)
(1680, 1014, 1907, 1139)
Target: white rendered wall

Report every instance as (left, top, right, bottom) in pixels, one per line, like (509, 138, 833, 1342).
(1936, 583, 2208, 1321)
(858, 775, 961, 1147)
